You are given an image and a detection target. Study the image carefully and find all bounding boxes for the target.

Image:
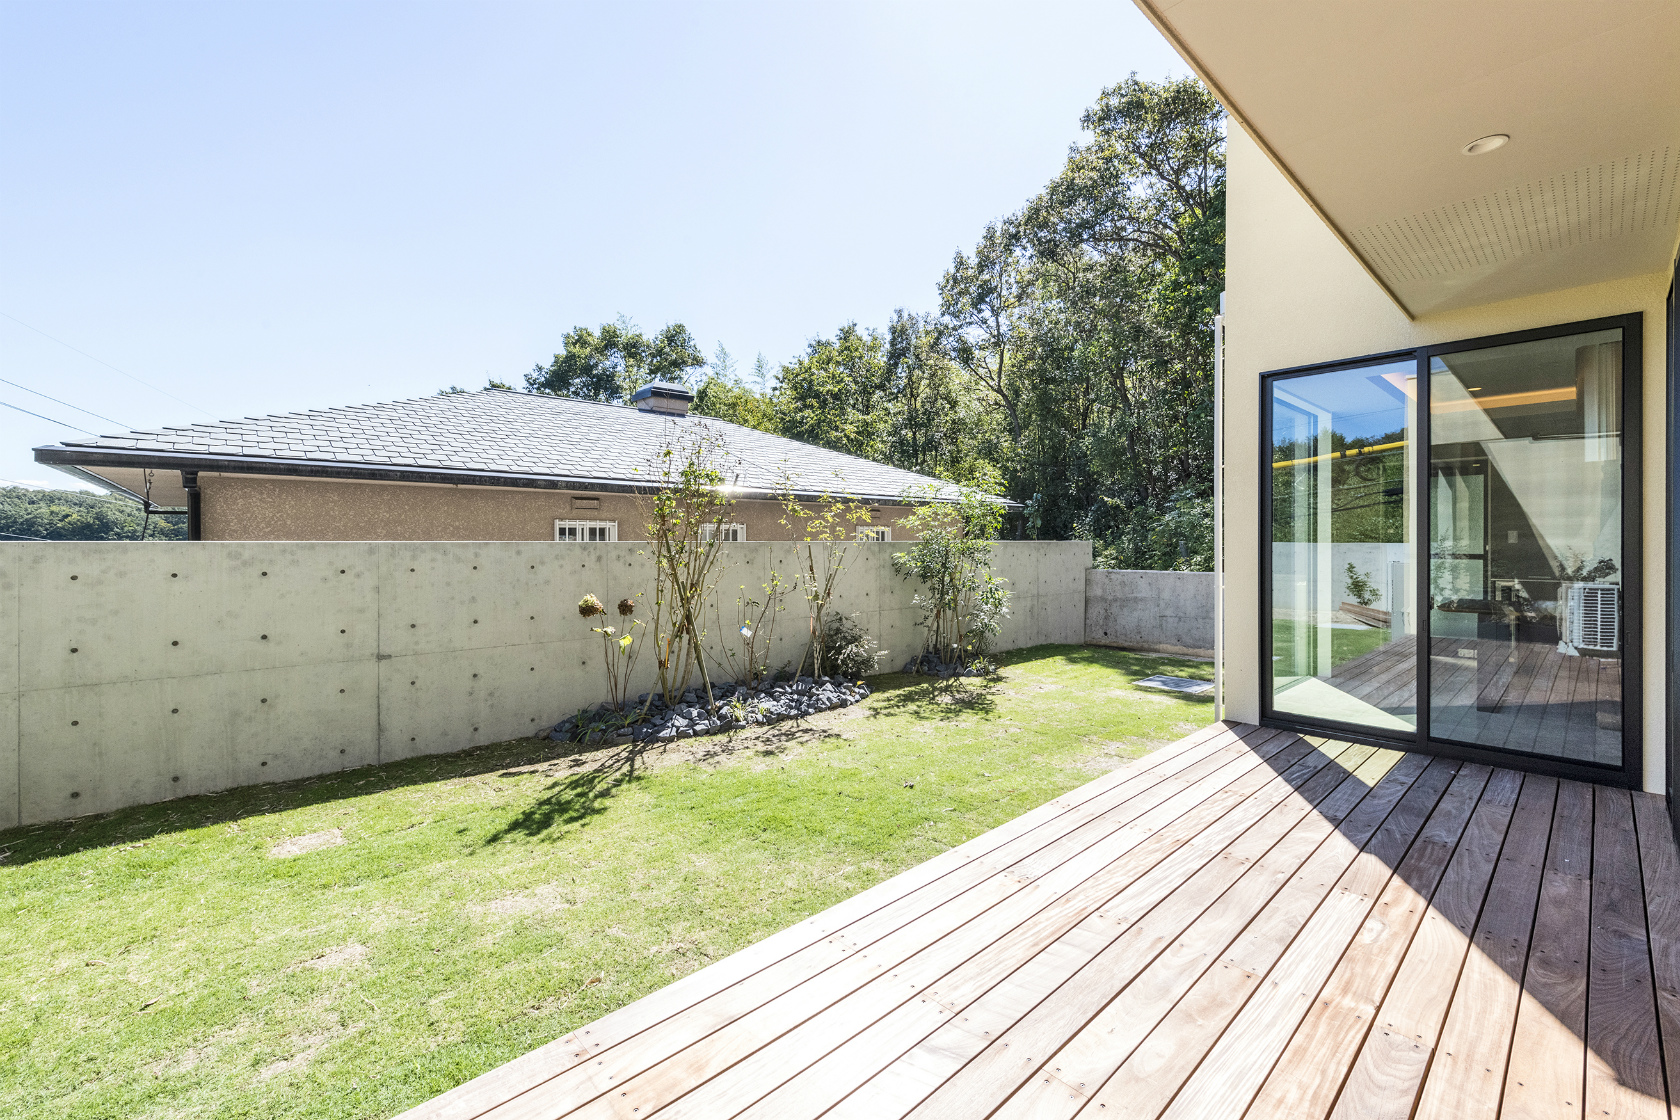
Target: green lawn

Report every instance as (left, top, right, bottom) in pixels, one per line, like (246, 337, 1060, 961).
(0, 644, 1214, 1120)
(1271, 618, 1394, 671)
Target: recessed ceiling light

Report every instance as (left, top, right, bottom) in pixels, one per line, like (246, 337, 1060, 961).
(1463, 134, 1509, 156)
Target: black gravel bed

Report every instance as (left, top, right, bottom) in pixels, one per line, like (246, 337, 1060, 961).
(548, 675, 872, 744)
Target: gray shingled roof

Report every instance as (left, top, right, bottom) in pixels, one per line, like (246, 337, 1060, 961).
(39, 388, 1000, 505)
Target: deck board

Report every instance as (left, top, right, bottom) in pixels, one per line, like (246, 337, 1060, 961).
(394, 722, 1679, 1120)
(1242, 759, 1482, 1118)
(1501, 778, 1594, 1120)
(1325, 767, 1522, 1120)
(1585, 786, 1667, 1118)
(1411, 775, 1555, 1120)
(732, 746, 1385, 1120)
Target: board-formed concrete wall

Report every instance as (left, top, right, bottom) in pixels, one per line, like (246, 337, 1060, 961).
(1084, 568, 1214, 658)
(0, 539, 1089, 828)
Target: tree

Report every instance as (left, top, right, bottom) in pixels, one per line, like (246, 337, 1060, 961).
(892, 485, 1011, 671)
(525, 316, 705, 402)
(0, 486, 186, 541)
(882, 309, 998, 483)
(438, 378, 514, 395)
(635, 421, 740, 711)
(937, 219, 1035, 497)
(773, 323, 889, 459)
(708, 342, 737, 384)
(692, 375, 779, 433)
(927, 72, 1225, 564)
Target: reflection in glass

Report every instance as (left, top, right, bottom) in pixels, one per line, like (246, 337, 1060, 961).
(1270, 361, 1416, 733)
(1428, 329, 1623, 764)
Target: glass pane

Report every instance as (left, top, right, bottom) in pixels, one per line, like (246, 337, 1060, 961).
(1428, 328, 1623, 764)
(1270, 360, 1417, 733)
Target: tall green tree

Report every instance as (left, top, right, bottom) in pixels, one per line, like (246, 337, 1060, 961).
(937, 219, 1036, 490)
(692, 374, 779, 433)
(883, 309, 999, 483)
(525, 316, 705, 402)
(940, 73, 1225, 562)
(772, 323, 890, 460)
(0, 486, 186, 541)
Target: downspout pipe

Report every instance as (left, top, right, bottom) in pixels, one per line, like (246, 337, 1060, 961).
(1213, 292, 1226, 723)
(182, 470, 202, 541)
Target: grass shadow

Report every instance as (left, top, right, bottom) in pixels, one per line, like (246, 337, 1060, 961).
(862, 672, 1001, 722)
(1005, 643, 1215, 679)
(0, 734, 587, 867)
(481, 740, 650, 844)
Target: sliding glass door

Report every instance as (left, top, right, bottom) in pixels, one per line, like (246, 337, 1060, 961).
(1269, 359, 1417, 734)
(1264, 316, 1641, 784)
(1428, 329, 1626, 764)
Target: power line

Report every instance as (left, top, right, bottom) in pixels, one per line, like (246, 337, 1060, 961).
(0, 376, 130, 429)
(0, 309, 219, 420)
(0, 398, 97, 435)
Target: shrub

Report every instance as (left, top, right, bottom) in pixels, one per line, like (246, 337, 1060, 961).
(892, 485, 1010, 670)
(821, 614, 882, 680)
(1343, 563, 1379, 608)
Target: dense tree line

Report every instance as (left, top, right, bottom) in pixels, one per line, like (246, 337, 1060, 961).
(485, 76, 1223, 570)
(0, 486, 186, 541)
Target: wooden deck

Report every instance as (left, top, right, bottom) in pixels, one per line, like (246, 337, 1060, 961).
(1325, 635, 1623, 764)
(398, 722, 1680, 1120)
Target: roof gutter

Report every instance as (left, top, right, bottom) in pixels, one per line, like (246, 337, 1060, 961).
(33, 444, 1021, 510)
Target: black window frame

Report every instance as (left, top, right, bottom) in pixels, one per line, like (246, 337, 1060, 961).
(1259, 312, 1644, 789)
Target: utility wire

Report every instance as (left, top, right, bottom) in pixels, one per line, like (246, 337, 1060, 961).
(0, 376, 130, 429)
(0, 398, 97, 435)
(0, 309, 219, 420)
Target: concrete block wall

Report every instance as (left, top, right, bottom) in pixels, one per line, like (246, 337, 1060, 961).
(1084, 568, 1215, 658)
(0, 539, 1090, 828)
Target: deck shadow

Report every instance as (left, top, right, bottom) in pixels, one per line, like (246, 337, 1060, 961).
(1236, 722, 1673, 1114)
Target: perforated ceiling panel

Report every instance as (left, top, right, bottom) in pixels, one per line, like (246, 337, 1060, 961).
(1350, 148, 1680, 287)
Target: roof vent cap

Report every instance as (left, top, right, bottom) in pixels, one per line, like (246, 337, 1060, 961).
(631, 380, 694, 415)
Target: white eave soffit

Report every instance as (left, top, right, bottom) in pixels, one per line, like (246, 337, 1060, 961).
(1137, 0, 1680, 316)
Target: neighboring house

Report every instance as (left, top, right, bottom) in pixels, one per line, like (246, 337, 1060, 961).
(32, 381, 1004, 542)
(1135, 3, 1678, 809)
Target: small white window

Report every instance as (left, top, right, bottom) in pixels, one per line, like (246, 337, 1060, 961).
(700, 523, 747, 543)
(857, 526, 891, 542)
(555, 519, 618, 542)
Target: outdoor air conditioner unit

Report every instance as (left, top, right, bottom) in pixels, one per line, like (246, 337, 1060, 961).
(1563, 582, 1619, 651)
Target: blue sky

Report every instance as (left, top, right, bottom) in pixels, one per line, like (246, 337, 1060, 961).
(0, 0, 1185, 491)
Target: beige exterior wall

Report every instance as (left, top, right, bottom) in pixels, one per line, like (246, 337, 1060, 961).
(0, 538, 1090, 828)
(197, 473, 921, 543)
(1225, 124, 1671, 792)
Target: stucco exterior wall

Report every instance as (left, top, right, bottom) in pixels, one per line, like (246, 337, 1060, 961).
(0, 538, 1090, 828)
(1225, 124, 1671, 792)
(1085, 569, 1214, 657)
(196, 473, 923, 543)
